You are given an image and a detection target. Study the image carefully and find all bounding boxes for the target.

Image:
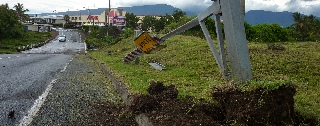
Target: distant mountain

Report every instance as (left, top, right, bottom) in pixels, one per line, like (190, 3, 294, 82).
(244, 10, 295, 27)
(31, 4, 319, 27)
(120, 5, 303, 27)
(119, 4, 197, 16)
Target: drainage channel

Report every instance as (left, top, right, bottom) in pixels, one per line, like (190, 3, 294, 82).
(92, 56, 154, 126)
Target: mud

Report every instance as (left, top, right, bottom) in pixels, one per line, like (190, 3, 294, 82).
(129, 81, 317, 126)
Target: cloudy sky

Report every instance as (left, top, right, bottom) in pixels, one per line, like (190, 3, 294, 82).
(2, 0, 320, 16)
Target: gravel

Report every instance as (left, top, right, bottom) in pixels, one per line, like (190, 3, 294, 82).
(29, 54, 137, 125)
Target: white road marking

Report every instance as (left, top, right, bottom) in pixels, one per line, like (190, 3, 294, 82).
(19, 79, 57, 126)
(61, 64, 68, 72)
(0, 58, 2, 59)
(61, 58, 73, 72)
(16, 56, 20, 57)
(7, 57, 11, 58)
(19, 57, 73, 125)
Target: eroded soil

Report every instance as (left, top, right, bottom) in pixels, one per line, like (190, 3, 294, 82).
(129, 81, 317, 126)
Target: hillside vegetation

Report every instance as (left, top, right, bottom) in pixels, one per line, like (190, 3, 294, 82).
(90, 35, 320, 122)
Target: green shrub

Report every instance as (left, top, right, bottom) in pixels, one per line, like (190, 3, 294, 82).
(85, 26, 123, 49)
(51, 23, 63, 28)
(244, 21, 256, 42)
(252, 24, 288, 42)
(121, 28, 134, 39)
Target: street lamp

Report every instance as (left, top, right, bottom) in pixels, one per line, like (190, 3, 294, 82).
(87, 6, 95, 27)
(76, 9, 82, 27)
(53, 10, 57, 23)
(90, 9, 94, 27)
(79, 7, 85, 28)
(84, 7, 92, 32)
(88, 9, 92, 25)
(84, 7, 92, 25)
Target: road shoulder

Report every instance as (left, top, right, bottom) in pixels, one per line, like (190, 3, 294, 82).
(29, 54, 137, 125)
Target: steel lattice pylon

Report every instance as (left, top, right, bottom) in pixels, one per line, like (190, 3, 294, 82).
(124, 0, 252, 83)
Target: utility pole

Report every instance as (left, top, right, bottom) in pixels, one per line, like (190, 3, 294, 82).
(77, 9, 81, 27)
(92, 12, 94, 28)
(87, 7, 94, 30)
(79, 10, 81, 27)
(85, 7, 92, 32)
(107, 0, 110, 36)
(89, 9, 92, 31)
(53, 10, 57, 23)
(108, 0, 111, 27)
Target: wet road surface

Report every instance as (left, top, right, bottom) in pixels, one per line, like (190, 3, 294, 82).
(0, 29, 86, 125)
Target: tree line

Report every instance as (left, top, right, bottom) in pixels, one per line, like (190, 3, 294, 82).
(245, 12, 320, 42)
(125, 10, 320, 43)
(125, 10, 187, 33)
(0, 3, 29, 40)
(291, 12, 320, 41)
(1, 2, 319, 44)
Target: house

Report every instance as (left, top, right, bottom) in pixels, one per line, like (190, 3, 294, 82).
(23, 23, 53, 32)
(29, 8, 127, 27)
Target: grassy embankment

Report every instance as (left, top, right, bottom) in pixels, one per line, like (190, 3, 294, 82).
(90, 35, 320, 121)
(0, 31, 56, 54)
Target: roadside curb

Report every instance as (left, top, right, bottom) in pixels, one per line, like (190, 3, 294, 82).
(89, 55, 154, 126)
(17, 39, 52, 52)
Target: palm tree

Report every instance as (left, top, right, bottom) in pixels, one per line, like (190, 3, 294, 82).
(172, 10, 186, 22)
(316, 20, 320, 41)
(292, 12, 302, 22)
(305, 15, 317, 41)
(292, 12, 319, 41)
(292, 12, 303, 40)
(64, 15, 70, 23)
(2, 3, 9, 8)
(13, 3, 29, 22)
(125, 12, 139, 29)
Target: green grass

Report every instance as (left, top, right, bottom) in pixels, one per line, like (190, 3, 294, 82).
(249, 42, 320, 121)
(0, 31, 54, 54)
(90, 35, 320, 121)
(91, 35, 224, 100)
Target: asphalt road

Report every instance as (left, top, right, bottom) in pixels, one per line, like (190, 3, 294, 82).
(22, 29, 86, 54)
(0, 29, 86, 125)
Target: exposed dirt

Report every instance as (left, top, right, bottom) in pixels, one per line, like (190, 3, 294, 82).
(130, 81, 224, 126)
(88, 102, 137, 126)
(128, 81, 317, 126)
(212, 83, 296, 125)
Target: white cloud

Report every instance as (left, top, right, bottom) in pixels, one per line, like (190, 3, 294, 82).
(114, 0, 210, 11)
(2, 0, 320, 16)
(245, 0, 320, 16)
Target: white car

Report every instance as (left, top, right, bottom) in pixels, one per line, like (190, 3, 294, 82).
(58, 35, 66, 42)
